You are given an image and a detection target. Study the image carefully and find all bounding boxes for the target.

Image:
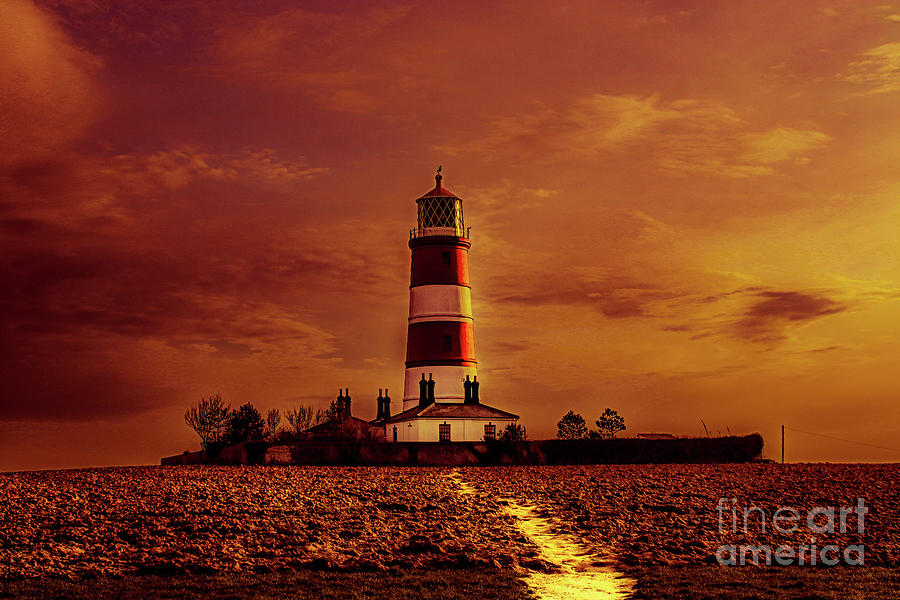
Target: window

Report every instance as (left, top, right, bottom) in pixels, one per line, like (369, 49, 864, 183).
(417, 197, 465, 235)
(441, 252, 451, 265)
(421, 198, 458, 228)
(439, 423, 451, 442)
(484, 424, 496, 440)
(443, 335, 453, 351)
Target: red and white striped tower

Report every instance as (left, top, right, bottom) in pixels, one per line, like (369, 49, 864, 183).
(403, 168, 476, 410)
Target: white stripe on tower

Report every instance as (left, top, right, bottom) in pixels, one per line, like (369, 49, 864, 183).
(408, 285, 473, 324)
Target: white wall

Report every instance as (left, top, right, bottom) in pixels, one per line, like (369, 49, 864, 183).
(387, 417, 517, 442)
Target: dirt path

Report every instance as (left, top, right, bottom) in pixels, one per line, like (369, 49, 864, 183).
(449, 470, 635, 600)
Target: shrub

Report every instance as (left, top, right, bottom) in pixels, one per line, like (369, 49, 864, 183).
(499, 422, 527, 441)
(556, 410, 588, 439)
(590, 408, 626, 439)
(225, 403, 266, 445)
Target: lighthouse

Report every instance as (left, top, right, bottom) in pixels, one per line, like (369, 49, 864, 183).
(382, 168, 518, 442)
(402, 167, 476, 410)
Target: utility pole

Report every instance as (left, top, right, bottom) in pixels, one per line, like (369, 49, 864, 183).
(781, 425, 785, 464)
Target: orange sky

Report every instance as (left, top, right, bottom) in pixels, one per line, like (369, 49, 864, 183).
(2, 0, 900, 470)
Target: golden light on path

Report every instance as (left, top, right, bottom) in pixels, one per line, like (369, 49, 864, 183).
(451, 470, 635, 599)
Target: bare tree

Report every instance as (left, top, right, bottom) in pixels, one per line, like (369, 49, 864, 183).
(266, 408, 281, 441)
(185, 395, 229, 450)
(286, 405, 312, 436)
(287, 405, 330, 432)
(285, 404, 329, 438)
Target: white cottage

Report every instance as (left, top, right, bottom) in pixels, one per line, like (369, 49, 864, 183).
(382, 377, 519, 442)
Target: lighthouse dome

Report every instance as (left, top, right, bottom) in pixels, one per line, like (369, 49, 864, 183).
(418, 174, 459, 199)
(412, 167, 467, 238)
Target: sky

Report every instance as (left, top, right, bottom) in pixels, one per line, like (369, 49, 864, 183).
(2, 0, 900, 470)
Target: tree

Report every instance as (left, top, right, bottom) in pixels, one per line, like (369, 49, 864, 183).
(286, 405, 312, 435)
(499, 422, 527, 441)
(556, 410, 588, 439)
(184, 395, 229, 450)
(285, 404, 326, 438)
(323, 398, 342, 422)
(591, 408, 626, 439)
(266, 408, 281, 441)
(225, 403, 266, 445)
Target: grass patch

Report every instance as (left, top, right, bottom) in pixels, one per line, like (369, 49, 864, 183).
(626, 565, 900, 600)
(0, 569, 531, 600)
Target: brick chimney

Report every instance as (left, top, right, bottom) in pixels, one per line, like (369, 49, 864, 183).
(427, 373, 436, 405)
(336, 389, 345, 421)
(343, 388, 351, 419)
(418, 373, 428, 408)
(376, 389, 384, 421)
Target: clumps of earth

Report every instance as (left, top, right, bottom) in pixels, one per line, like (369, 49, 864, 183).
(0, 464, 897, 580)
(466, 464, 900, 567)
(0, 466, 536, 580)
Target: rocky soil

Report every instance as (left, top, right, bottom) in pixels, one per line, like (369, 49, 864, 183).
(1, 464, 897, 580)
(465, 463, 900, 567)
(0, 466, 536, 580)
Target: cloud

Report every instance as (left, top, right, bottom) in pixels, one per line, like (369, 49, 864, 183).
(738, 128, 831, 164)
(225, 149, 329, 182)
(0, 147, 328, 242)
(0, 233, 351, 422)
(131, 147, 328, 188)
(489, 268, 679, 320)
(735, 290, 846, 343)
(442, 94, 691, 158)
(742, 290, 845, 321)
(662, 288, 848, 346)
(841, 42, 900, 94)
(0, 143, 400, 423)
(0, 0, 102, 169)
(40, 147, 326, 197)
(0, 357, 175, 422)
(207, 5, 412, 112)
(444, 93, 829, 177)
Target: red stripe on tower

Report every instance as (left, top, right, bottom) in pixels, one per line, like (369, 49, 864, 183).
(410, 240, 470, 287)
(405, 321, 476, 365)
(402, 168, 477, 410)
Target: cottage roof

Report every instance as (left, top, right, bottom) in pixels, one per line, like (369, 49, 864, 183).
(382, 402, 518, 425)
